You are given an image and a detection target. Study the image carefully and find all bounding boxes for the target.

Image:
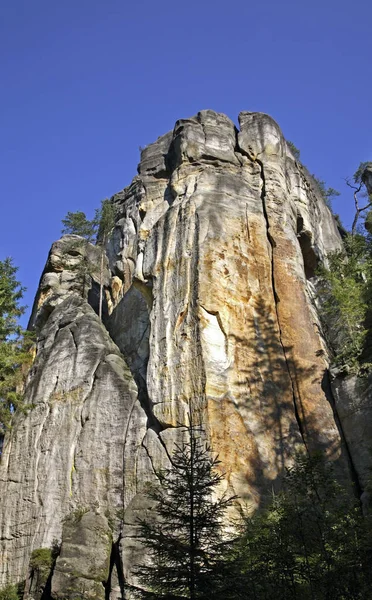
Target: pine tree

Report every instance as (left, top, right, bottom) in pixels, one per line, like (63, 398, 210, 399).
(61, 211, 97, 242)
(0, 258, 25, 341)
(134, 415, 237, 599)
(0, 259, 34, 450)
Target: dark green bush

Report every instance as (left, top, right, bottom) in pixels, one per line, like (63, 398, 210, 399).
(29, 548, 53, 571)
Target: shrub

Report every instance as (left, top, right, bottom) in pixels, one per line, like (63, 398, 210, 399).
(318, 233, 372, 373)
(29, 548, 53, 571)
(0, 585, 19, 600)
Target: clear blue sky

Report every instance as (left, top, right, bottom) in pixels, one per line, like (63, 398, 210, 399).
(1, 0, 371, 322)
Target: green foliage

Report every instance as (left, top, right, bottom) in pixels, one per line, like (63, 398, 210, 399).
(61, 211, 97, 242)
(95, 198, 115, 245)
(232, 454, 372, 599)
(0, 585, 19, 600)
(64, 505, 90, 524)
(365, 210, 372, 234)
(0, 258, 25, 341)
(95, 199, 116, 319)
(61, 200, 115, 247)
(287, 140, 301, 161)
(318, 234, 372, 372)
(61, 200, 116, 319)
(0, 259, 34, 443)
(135, 417, 237, 599)
(312, 175, 340, 210)
(137, 449, 372, 600)
(29, 548, 53, 571)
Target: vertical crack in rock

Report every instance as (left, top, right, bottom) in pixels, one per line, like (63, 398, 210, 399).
(140, 434, 163, 481)
(322, 370, 363, 500)
(68, 326, 78, 351)
(123, 392, 146, 489)
(33, 403, 52, 509)
(255, 157, 308, 449)
(105, 538, 125, 600)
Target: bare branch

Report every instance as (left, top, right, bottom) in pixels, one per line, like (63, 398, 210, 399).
(344, 178, 362, 192)
(360, 201, 372, 212)
(345, 179, 367, 235)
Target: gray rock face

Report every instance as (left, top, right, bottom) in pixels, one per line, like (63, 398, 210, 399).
(0, 297, 141, 598)
(29, 235, 111, 331)
(51, 511, 112, 600)
(331, 374, 372, 507)
(0, 109, 360, 597)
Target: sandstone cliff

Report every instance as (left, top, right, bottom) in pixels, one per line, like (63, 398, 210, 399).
(0, 110, 363, 598)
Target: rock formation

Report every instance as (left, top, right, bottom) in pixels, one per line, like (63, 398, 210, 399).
(0, 110, 364, 598)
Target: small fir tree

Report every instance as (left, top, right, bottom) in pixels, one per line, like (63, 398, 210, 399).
(135, 414, 237, 599)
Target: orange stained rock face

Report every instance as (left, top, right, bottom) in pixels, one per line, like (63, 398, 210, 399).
(270, 223, 341, 455)
(197, 210, 304, 503)
(207, 396, 263, 507)
(37, 288, 54, 309)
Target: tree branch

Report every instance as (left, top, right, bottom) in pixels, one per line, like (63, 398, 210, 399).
(345, 179, 369, 235)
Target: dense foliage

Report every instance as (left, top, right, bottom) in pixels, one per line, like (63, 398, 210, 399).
(61, 199, 116, 246)
(94, 198, 115, 245)
(0, 585, 19, 600)
(29, 548, 53, 571)
(0, 259, 33, 447)
(232, 454, 372, 600)
(136, 432, 372, 600)
(61, 210, 97, 242)
(317, 162, 372, 373)
(318, 234, 372, 372)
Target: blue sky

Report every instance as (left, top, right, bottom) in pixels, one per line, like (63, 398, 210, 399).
(1, 0, 371, 322)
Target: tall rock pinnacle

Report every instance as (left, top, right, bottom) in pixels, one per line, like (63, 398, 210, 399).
(0, 110, 356, 598)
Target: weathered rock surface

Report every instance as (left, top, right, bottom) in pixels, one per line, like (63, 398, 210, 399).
(0, 110, 359, 597)
(51, 511, 112, 599)
(108, 110, 347, 500)
(0, 296, 142, 598)
(29, 235, 111, 331)
(331, 373, 372, 507)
